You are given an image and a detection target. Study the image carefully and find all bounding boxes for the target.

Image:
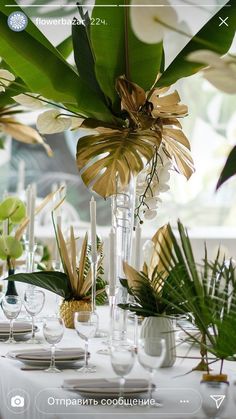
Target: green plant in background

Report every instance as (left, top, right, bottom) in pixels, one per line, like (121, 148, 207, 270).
(0, 1, 235, 198)
(0, 196, 26, 295)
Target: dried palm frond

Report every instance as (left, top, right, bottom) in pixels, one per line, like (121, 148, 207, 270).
(0, 107, 52, 156)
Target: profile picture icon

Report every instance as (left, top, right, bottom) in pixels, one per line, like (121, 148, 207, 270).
(11, 395, 25, 408)
(7, 11, 28, 32)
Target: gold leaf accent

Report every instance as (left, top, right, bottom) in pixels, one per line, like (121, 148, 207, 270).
(77, 233, 88, 295)
(76, 129, 161, 198)
(0, 117, 53, 156)
(57, 226, 77, 293)
(149, 224, 172, 280)
(123, 261, 144, 290)
(116, 76, 146, 126)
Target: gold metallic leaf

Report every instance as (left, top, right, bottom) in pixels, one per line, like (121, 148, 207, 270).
(0, 117, 52, 156)
(76, 128, 161, 198)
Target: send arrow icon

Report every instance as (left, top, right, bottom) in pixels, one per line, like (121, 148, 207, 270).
(210, 395, 226, 409)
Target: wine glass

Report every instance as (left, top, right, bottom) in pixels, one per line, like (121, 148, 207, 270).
(74, 311, 98, 373)
(200, 380, 228, 418)
(24, 288, 45, 344)
(138, 338, 166, 405)
(43, 317, 64, 373)
(1, 295, 22, 343)
(110, 344, 135, 400)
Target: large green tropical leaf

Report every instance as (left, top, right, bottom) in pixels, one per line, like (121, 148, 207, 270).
(6, 271, 73, 299)
(72, 7, 105, 99)
(216, 145, 236, 189)
(91, 0, 163, 108)
(76, 128, 162, 197)
(0, 3, 116, 123)
(158, 0, 236, 86)
(56, 36, 73, 59)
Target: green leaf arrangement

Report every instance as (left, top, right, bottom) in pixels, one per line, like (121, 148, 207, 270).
(0, 0, 235, 197)
(121, 220, 236, 374)
(6, 227, 107, 304)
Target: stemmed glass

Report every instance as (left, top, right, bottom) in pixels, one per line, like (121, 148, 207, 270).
(138, 338, 166, 405)
(24, 288, 45, 344)
(1, 295, 22, 344)
(110, 345, 135, 400)
(43, 317, 64, 373)
(74, 311, 98, 373)
(200, 380, 228, 418)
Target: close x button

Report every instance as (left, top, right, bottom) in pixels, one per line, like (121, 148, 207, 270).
(219, 16, 229, 27)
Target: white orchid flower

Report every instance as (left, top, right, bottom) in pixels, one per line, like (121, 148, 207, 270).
(12, 93, 45, 110)
(188, 50, 236, 94)
(37, 109, 72, 134)
(0, 69, 15, 92)
(130, 0, 178, 44)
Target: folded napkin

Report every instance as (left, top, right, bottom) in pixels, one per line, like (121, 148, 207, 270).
(63, 378, 149, 393)
(0, 321, 32, 333)
(8, 347, 84, 361)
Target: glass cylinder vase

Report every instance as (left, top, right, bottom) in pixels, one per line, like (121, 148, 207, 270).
(111, 176, 136, 341)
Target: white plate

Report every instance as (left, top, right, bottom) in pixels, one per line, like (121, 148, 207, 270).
(14, 358, 82, 367)
(63, 379, 150, 397)
(7, 349, 85, 367)
(0, 326, 39, 339)
(77, 388, 149, 397)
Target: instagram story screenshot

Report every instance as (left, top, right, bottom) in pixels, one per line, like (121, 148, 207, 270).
(0, 0, 236, 418)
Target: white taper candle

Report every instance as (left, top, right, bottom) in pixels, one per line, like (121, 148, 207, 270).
(28, 185, 35, 252)
(90, 196, 97, 262)
(17, 159, 25, 195)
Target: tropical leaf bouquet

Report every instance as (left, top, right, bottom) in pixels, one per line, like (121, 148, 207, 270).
(7, 226, 107, 328)
(0, 1, 235, 214)
(121, 220, 236, 375)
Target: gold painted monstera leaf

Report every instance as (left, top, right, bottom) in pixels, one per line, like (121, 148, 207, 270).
(76, 128, 162, 198)
(76, 76, 194, 198)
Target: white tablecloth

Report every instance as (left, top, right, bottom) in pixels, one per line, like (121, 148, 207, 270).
(0, 305, 235, 419)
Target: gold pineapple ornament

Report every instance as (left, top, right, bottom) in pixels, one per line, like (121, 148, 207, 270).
(59, 299, 91, 329)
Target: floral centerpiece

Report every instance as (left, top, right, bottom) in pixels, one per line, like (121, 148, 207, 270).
(7, 227, 107, 328)
(0, 1, 235, 200)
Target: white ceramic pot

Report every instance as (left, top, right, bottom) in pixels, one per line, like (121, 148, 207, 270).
(140, 316, 176, 368)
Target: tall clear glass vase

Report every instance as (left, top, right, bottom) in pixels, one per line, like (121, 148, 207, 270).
(111, 176, 136, 342)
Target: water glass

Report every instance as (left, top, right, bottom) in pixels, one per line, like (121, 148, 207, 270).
(74, 311, 98, 373)
(43, 317, 64, 373)
(138, 338, 166, 405)
(110, 345, 135, 400)
(24, 288, 45, 344)
(1, 295, 22, 343)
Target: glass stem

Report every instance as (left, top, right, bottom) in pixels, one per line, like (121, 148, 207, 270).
(50, 344, 56, 369)
(119, 377, 125, 400)
(85, 340, 89, 367)
(9, 319, 14, 342)
(31, 315, 35, 340)
(148, 371, 154, 401)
